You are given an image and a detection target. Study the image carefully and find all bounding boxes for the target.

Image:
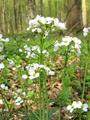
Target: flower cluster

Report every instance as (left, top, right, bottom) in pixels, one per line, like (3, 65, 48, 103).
(0, 34, 9, 54)
(27, 15, 66, 36)
(7, 58, 15, 68)
(83, 27, 90, 37)
(0, 84, 8, 90)
(22, 63, 55, 80)
(14, 96, 23, 106)
(54, 36, 81, 56)
(0, 34, 9, 43)
(0, 62, 5, 70)
(0, 99, 3, 105)
(0, 34, 10, 71)
(20, 45, 49, 58)
(67, 101, 88, 113)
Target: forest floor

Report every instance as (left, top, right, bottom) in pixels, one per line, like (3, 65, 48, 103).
(0, 27, 90, 120)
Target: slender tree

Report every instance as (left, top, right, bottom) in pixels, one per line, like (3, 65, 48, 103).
(1, 0, 5, 33)
(48, 0, 52, 16)
(40, 0, 43, 15)
(82, 0, 87, 27)
(13, 0, 18, 32)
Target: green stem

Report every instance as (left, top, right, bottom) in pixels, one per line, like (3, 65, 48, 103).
(82, 63, 87, 100)
(39, 78, 42, 120)
(64, 46, 69, 67)
(44, 75, 48, 120)
(58, 107, 61, 120)
(39, 37, 45, 120)
(79, 63, 87, 120)
(87, 38, 90, 55)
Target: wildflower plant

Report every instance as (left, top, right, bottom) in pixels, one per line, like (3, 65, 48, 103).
(27, 15, 66, 36)
(0, 16, 90, 120)
(26, 15, 66, 120)
(66, 101, 89, 120)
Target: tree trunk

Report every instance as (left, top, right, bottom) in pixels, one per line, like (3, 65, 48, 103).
(13, 0, 18, 32)
(66, 0, 82, 32)
(28, 0, 35, 19)
(40, 0, 43, 15)
(48, 0, 52, 16)
(82, 0, 87, 27)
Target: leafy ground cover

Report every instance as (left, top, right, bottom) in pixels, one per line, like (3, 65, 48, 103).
(0, 16, 90, 120)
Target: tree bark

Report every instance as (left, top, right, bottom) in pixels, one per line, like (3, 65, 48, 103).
(66, 0, 82, 32)
(28, 0, 35, 19)
(82, 0, 87, 27)
(40, 0, 43, 15)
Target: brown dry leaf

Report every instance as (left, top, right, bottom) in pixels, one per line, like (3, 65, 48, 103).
(76, 66, 82, 80)
(48, 81, 62, 99)
(54, 55, 63, 69)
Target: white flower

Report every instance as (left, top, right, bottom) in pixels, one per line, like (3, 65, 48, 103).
(46, 17, 53, 24)
(27, 15, 66, 34)
(1, 38, 9, 42)
(83, 27, 89, 33)
(54, 41, 61, 51)
(58, 22, 66, 30)
(61, 36, 72, 46)
(22, 74, 28, 79)
(0, 84, 6, 89)
(67, 101, 88, 113)
(32, 28, 42, 33)
(15, 97, 22, 102)
(4, 38, 9, 42)
(27, 27, 30, 31)
(22, 92, 26, 96)
(42, 50, 49, 56)
(25, 63, 55, 80)
(54, 36, 81, 55)
(26, 51, 31, 58)
(44, 31, 49, 38)
(83, 103, 88, 112)
(34, 72, 40, 78)
(76, 101, 82, 108)
(83, 27, 89, 36)
(39, 17, 46, 24)
(54, 18, 66, 30)
(28, 69, 35, 76)
(29, 75, 35, 80)
(37, 28, 42, 33)
(12, 67, 16, 71)
(48, 70, 55, 76)
(5, 86, 8, 90)
(17, 89, 22, 93)
(8, 59, 15, 67)
(0, 84, 8, 90)
(19, 49, 23, 52)
(67, 105, 74, 113)
(54, 18, 59, 27)
(31, 53, 36, 58)
(0, 34, 3, 39)
(0, 99, 3, 105)
(29, 18, 39, 28)
(32, 28, 36, 32)
(31, 45, 39, 51)
(74, 37, 81, 43)
(15, 96, 23, 105)
(72, 101, 78, 109)
(72, 101, 82, 109)
(0, 62, 5, 70)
